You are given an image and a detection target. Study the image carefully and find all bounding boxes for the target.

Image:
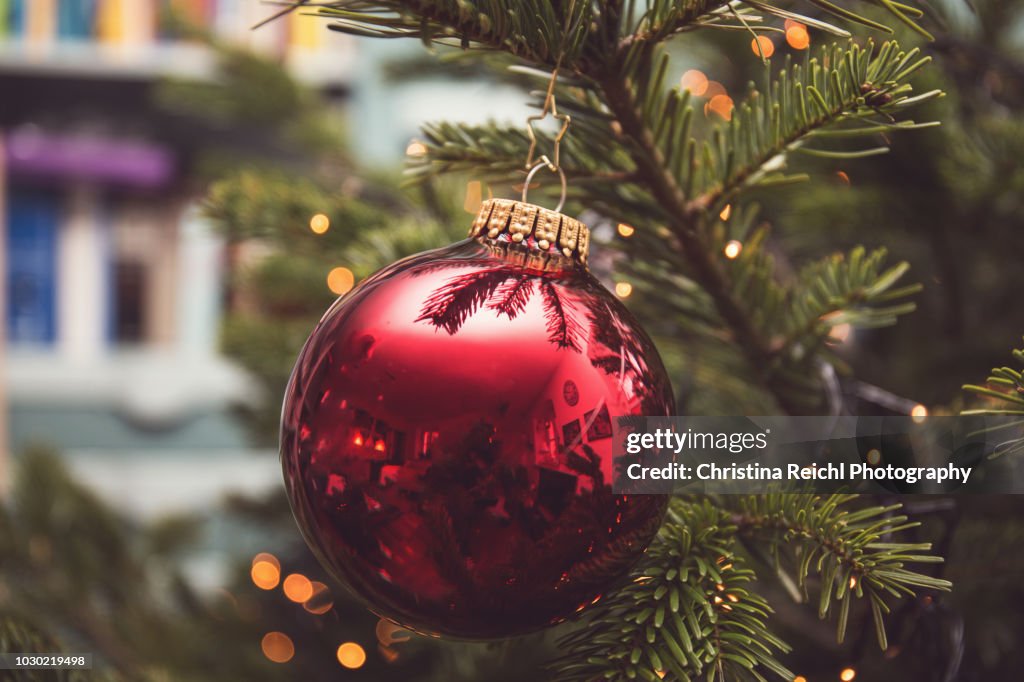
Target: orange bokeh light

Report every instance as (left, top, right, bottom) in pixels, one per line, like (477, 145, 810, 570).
(309, 213, 330, 234)
(327, 267, 355, 296)
(261, 632, 294, 663)
(303, 581, 334, 615)
(840, 668, 856, 682)
(704, 80, 727, 100)
(680, 69, 709, 96)
(786, 25, 811, 50)
(251, 561, 280, 590)
(337, 642, 367, 669)
(707, 94, 734, 121)
(751, 35, 775, 58)
(283, 574, 314, 603)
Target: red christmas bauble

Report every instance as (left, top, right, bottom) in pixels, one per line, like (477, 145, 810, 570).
(281, 199, 674, 639)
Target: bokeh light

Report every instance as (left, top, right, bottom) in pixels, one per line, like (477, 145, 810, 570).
(840, 668, 856, 682)
(786, 24, 811, 50)
(282, 573, 313, 603)
(303, 582, 334, 615)
(617, 222, 635, 237)
(707, 94, 734, 121)
(829, 323, 852, 342)
(337, 642, 367, 669)
(309, 213, 330, 234)
(327, 267, 355, 296)
(751, 35, 775, 58)
(680, 69, 708, 96)
(704, 81, 727, 99)
(405, 140, 427, 157)
(615, 282, 633, 298)
(252, 553, 280, 570)
(251, 560, 280, 591)
(261, 632, 294, 663)
(376, 618, 412, 646)
(719, 204, 731, 221)
(724, 240, 743, 259)
(911, 404, 929, 423)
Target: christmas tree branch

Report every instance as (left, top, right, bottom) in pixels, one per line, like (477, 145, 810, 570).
(962, 338, 1024, 458)
(724, 494, 952, 648)
(595, 66, 810, 413)
(317, 1, 593, 66)
(551, 499, 793, 682)
(697, 42, 939, 213)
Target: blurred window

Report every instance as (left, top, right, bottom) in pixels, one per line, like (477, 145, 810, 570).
(57, 0, 97, 39)
(6, 189, 59, 346)
(0, 1, 25, 39)
(111, 258, 147, 344)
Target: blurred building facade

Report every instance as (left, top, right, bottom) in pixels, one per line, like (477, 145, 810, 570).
(1, 0, 354, 479)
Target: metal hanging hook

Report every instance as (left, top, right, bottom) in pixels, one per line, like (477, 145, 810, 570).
(522, 159, 568, 214)
(524, 66, 571, 172)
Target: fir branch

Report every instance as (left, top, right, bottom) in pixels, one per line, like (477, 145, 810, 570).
(550, 499, 793, 682)
(596, 63, 808, 413)
(697, 41, 940, 212)
(726, 494, 951, 648)
(313, 1, 593, 66)
(962, 338, 1024, 458)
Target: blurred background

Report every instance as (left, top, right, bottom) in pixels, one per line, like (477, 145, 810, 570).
(1, 1, 1023, 680)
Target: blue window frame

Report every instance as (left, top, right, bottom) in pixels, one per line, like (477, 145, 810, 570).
(6, 189, 59, 346)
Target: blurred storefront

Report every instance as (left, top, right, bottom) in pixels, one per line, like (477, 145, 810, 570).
(1, 0, 354, 512)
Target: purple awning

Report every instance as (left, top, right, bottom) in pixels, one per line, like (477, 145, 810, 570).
(5, 126, 176, 189)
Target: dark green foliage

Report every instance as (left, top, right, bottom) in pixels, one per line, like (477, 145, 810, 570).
(962, 338, 1024, 458)
(550, 496, 948, 680)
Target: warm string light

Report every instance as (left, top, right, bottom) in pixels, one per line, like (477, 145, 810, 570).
(337, 642, 367, 669)
(251, 554, 281, 591)
(829, 323, 852, 342)
(719, 204, 732, 221)
(376, 618, 412, 646)
(283, 574, 314, 603)
(723, 240, 742, 259)
(261, 632, 294, 663)
(911, 404, 929, 423)
(615, 282, 633, 298)
(309, 213, 330, 234)
(706, 94, 734, 121)
(751, 35, 775, 59)
(680, 69, 709, 95)
(303, 582, 334, 615)
(405, 140, 427, 157)
(786, 23, 811, 50)
(327, 266, 355, 296)
(617, 222, 635, 237)
(793, 677, 808, 682)
(840, 667, 856, 681)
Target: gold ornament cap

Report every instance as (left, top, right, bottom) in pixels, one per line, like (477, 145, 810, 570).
(469, 198, 589, 266)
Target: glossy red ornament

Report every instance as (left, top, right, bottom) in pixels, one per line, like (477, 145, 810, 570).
(281, 199, 674, 639)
